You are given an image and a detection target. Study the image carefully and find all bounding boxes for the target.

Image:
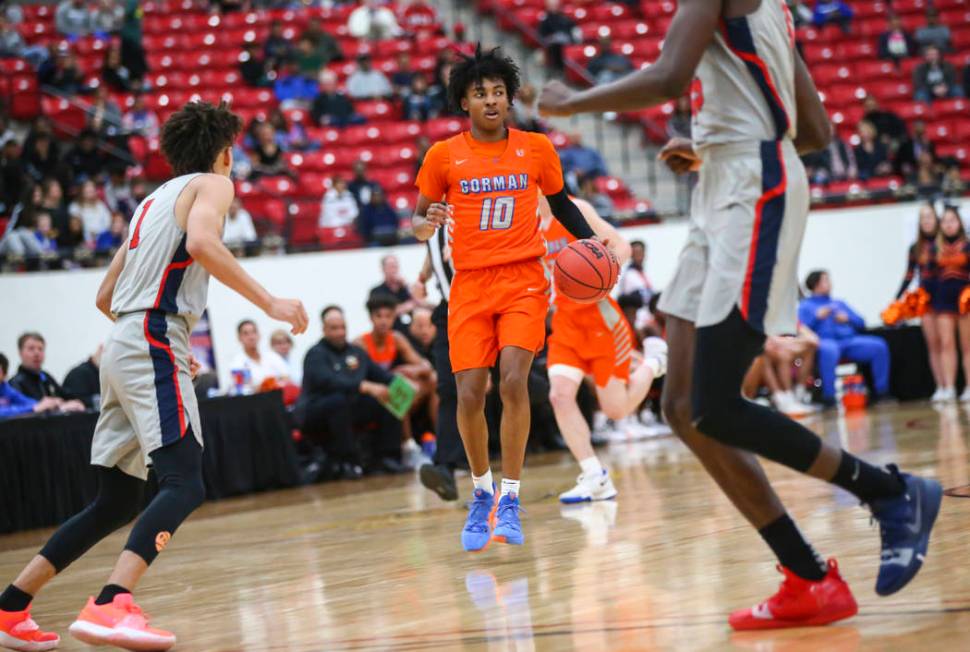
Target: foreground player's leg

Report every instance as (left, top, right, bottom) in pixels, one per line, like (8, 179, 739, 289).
(660, 315, 855, 630)
(455, 367, 497, 552)
(69, 434, 206, 651)
(0, 467, 145, 652)
(693, 309, 942, 598)
(491, 346, 534, 545)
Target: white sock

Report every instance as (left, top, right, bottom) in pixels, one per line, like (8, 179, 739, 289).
(472, 469, 493, 494)
(579, 456, 603, 478)
(500, 478, 520, 498)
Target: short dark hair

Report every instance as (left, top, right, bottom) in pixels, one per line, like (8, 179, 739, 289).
(237, 319, 256, 334)
(17, 332, 44, 351)
(805, 270, 828, 291)
(321, 305, 343, 320)
(160, 101, 242, 176)
(366, 293, 399, 315)
(0, 353, 7, 376)
(630, 240, 645, 250)
(447, 44, 520, 115)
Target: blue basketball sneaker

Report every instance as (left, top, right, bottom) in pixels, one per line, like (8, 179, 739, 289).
(461, 485, 497, 552)
(492, 493, 524, 545)
(870, 466, 943, 596)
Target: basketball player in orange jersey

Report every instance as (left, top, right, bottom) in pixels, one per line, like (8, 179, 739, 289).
(412, 46, 599, 552)
(540, 0, 942, 631)
(539, 195, 668, 504)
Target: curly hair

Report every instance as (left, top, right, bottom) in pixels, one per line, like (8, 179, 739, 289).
(366, 293, 399, 315)
(160, 101, 242, 176)
(447, 44, 521, 115)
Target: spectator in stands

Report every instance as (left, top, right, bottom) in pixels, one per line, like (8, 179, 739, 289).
(101, 43, 133, 92)
(587, 36, 634, 85)
(0, 13, 47, 66)
(0, 189, 44, 260)
(9, 332, 84, 409)
(300, 17, 343, 68)
(294, 36, 326, 79)
(347, 54, 392, 99)
(264, 20, 292, 70)
(915, 7, 952, 52)
(32, 211, 58, 257)
(95, 210, 127, 252)
(559, 132, 609, 181)
(311, 69, 363, 127)
(853, 120, 892, 181)
(402, 75, 437, 121)
(878, 13, 918, 64)
(86, 85, 123, 136)
(392, 53, 416, 95)
(942, 162, 966, 198)
(22, 133, 62, 184)
(122, 92, 159, 138)
(130, 175, 148, 204)
(369, 254, 420, 330)
(240, 41, 272, 88)
(811, 0, 853, 33)
(250, 121, 296, 179)
(298, 305, 404, 477)
(119, 0, 146, 80)
(617, 239, 653, 311)
(348, 160, 378, 207)
(62, 345, 102, 409)
(274, 61, 319, 105)
(0, 137, 22, 216)
(538, 0, 578, 71)
(862, 95, 907, 147)
(91, 0, 122, 36)
(914, 45, 962, 102)
(358, 186, 399, 245)
(69, 179, 111, 241)
(40, 178, 69, 231)
(914, 149, 943, 195)
(1, 352, 62, 419)
(799, 270, 890, 406)
(38, 48, 84, 95)
(269, 109, 311, 152)
(408, 306, 435, 359)
(230, 320, 291, 392)
(319, 176, 359, 228)
(576, 173, 614, 221)
(55, 0, 92, 38)
(57, 215, 86, 255)
(348, 0, 401, 41)
(102, 166, 133, 215)
(667, 94, 692, 139)
(398, 0, 438, 36)
(512, 83, 546, 133)
(65, 129, 106, 183)
(223, 197, 258, 246)
(895, 119, 935, 178)
(269, 329, 302, 386)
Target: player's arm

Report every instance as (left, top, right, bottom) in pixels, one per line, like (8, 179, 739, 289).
(792, 51, 831, 154)
(572, 196, 632, 266)
(411, 194, 451, 242)
(95, 244, 127, 321)
(185, 175, 308, 334)
(546, 189, 596, 240)
(538, 0, 720, 115)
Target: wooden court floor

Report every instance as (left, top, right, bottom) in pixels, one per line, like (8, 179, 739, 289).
(2, 402, 970, 651)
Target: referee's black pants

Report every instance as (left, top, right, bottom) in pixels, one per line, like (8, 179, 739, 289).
(431, 302, 465, 469)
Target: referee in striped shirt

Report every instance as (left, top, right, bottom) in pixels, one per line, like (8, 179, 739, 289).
(417, 226, 465, 501)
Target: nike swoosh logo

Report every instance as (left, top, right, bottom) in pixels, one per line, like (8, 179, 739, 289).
(751, 602, 773, 620)
(455, 159, 468, 166)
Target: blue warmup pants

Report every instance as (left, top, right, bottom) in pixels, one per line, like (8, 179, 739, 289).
(817, 335, 890, 400)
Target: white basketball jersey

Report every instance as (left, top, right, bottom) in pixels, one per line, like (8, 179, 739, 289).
(691, 0, 798, 150)
(111, 173, 211, 324)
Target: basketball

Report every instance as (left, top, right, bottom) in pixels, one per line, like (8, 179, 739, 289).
(554, 239, 619, 304)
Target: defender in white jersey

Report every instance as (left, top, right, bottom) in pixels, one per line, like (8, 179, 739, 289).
(539, 0, 943, 632)
(0, 102, 308, 652)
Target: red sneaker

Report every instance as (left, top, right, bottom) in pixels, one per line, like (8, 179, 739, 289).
(0, 607, 59, 652)
(68, 594, 175, 651)
(729, 558, 858, 631)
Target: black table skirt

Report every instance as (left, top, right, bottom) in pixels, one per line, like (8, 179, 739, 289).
(0, 391, 301, 534)
(869, 325, 936, 401)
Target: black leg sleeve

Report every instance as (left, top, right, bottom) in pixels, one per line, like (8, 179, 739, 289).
(302, 392, 358, 463)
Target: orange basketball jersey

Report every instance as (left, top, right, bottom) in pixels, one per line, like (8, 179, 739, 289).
(416, 128, 564, 271)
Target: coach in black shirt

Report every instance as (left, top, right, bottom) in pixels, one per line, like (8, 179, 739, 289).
(63, 346, 102, 409)
(9, 331, 85, 412)
(298, 305, 405, 478)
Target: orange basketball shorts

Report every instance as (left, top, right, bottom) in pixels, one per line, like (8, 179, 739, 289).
(547, 297, 634, 387)
(448, 259, 549, 372)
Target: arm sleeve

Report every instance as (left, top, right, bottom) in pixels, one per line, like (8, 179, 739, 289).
(302, 347, 360, 394)
(414, 141, 450, 202)
(896, 249, 917, 299)
(546, 190, 595, 240)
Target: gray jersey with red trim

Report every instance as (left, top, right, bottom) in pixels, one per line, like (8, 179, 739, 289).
(691, 0, 797, 150)
(111, 173, 211, 324)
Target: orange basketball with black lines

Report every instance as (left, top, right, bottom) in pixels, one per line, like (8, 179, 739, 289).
(554, 239, 619, 304)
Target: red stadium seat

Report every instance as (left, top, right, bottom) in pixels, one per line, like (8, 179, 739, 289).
(934, 98, 969, 119)
(243, 197, 287, 225)
(354, 100, 399, 122)
(424, 117, 467, 141)
(318, 226, 364, 249)
(297, 173, 330, 199)
(370, 168, 414, 193)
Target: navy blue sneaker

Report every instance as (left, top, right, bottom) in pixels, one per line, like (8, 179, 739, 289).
(870, 466, 943, 596)
(461, 485, 497, 552)
(492, 493, 524, 545)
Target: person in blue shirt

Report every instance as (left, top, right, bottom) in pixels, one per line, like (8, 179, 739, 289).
(798, 270, 890, 404)
(0, 352, 59, 420)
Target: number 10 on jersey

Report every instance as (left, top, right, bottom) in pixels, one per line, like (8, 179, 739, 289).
(479, 196, 515, 231)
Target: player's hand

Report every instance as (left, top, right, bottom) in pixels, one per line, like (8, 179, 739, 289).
(424, 203, 452, 229)
(61, 399, 86, 413)
(659, 137, 701, 174)
(538, 79, 577, 117)
(267, 297, 309, 335)
(188, 354, 202, 379)
(411, 280, 427, 301)
(33, 396, 61, 413)
(361, 381, 391, 402)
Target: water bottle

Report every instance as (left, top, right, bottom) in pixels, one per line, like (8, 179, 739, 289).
(421, 432, 437, 458)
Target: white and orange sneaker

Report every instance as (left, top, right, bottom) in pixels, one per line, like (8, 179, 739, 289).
(0, 607, 59, 651)
(68, 594, 175, 651)
(729, 558, 858, 631)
